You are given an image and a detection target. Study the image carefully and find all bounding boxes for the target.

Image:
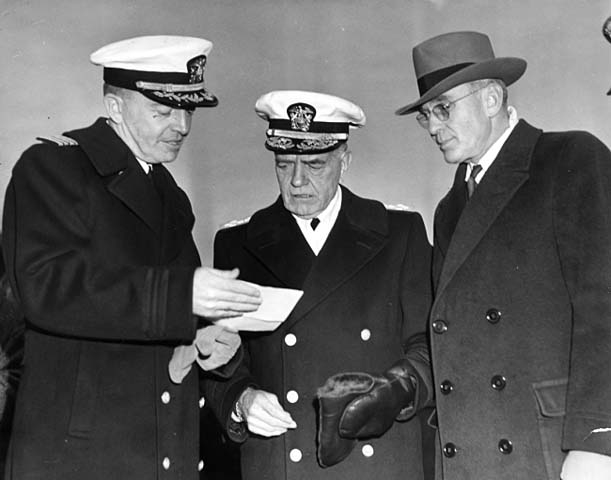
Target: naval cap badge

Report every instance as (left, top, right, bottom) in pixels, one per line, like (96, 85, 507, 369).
(287, 103, 316, 132)
(187, 55, 207, 84)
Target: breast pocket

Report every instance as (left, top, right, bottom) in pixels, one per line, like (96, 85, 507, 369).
(68, 342, 101, 438)
(532, 378, 568, 480)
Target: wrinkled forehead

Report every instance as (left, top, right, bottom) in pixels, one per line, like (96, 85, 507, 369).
(274, 150, 336, 162)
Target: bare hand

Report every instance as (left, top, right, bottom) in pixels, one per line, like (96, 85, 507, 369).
(195, 325, 241, 370)
(192, 267, 261, 319)
(561, 450, 611, 479)
(238, 387, 297, 437)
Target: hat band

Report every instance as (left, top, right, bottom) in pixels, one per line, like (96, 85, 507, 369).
(417, 62, 474, 96)
(268, 119, 349, 134)
(104, 67, 193, 91)
(136, 80, 205, 93)
(266, 129, 348, 141)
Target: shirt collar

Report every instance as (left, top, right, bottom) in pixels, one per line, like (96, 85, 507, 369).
(136, 157, 151, 173)
(292, 186, 342, 228)
(292, 187, 342, 255)
(465, 106, 519, 182)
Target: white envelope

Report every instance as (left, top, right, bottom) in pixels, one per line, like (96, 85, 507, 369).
(216, 285, 303, 332)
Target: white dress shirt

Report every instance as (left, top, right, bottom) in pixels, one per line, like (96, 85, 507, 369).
(136, 158, 152, 173)
(465, 105, 519, 183)
(293, 187, 342, 256)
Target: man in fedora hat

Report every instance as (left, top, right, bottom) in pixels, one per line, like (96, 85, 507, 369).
(202, 90, 434, 479)
(1, 35, 262, 480)
(397, 31, 611, 479)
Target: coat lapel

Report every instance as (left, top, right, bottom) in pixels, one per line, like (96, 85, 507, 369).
(67, 118, 163, 236)
(152, 164, 196, 262)
(285, 187, 389, 327)
(434, 162, 468, 258)
(245, 198, 316, 288)
(435, 120, 542, 299)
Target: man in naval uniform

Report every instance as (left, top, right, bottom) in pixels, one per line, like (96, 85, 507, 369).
(396, 31, 611, 479)
(1, 35, 262, 480)
(203, 90, 434, 479)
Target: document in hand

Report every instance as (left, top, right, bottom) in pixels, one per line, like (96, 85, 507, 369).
(216, 284, 304, 332)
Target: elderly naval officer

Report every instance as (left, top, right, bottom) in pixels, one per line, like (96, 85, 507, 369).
(202, 90, 434, 480)
(396, 31, 611, 480)
(1, 35, 262, 480)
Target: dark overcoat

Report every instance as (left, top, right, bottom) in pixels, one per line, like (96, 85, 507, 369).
(430, 120, 611, 479)
(2, 118, 204, 479)
(204, 187, 433, 480)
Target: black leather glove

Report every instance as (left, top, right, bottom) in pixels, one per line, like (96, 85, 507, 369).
(316, 372, 375, 468)
(339, 360, 417, 439)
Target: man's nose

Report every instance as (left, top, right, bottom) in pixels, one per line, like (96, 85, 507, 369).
(291, 161, 308, 186)
(173, 110, 192, 135)
(427, 113, 444, 137)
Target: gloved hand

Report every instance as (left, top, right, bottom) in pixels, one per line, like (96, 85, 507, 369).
(168, 325, 241, 384)
(339, 361, 417, 439)
(316, 372, 375, 468)
(195, 324, 241, 371)
(168, 342, 198, 384)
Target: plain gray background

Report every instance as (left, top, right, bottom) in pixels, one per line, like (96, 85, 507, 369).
(1, 0, 610, 265)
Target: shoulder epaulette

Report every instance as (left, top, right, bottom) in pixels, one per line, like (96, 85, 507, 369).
(220, 216, 251, 229)
(36, 134, 79, 147)
(384, 203, 411, 211)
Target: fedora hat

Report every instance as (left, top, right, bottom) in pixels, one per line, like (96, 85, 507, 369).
(396, 31, 526, 115)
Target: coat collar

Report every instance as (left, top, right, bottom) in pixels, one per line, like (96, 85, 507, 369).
(434, 119, 542, 299)
(245, 186, 389, 326)
(65, 118, 193, 241)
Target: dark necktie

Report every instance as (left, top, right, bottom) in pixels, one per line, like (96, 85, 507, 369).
(467, 164, 483, 198)
(147, 164, 164, 200)
(310, 218, 320, 231)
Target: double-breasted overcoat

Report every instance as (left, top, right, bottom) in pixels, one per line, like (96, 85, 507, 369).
(204, 187, 434, 480)
(2, 118, 205, 479)
(430, 120, 611, 479)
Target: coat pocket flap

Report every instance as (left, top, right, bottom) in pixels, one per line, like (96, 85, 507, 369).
(532, 378, 568, 418)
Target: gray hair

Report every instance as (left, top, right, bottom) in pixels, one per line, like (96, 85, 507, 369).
(471, 79, 508, 106)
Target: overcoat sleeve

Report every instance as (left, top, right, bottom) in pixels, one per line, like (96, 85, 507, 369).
(199, 227, 257, 443)
(2, 144, 198, 343)
(553, 132, 611, 455)
(398, 214, 434, 409)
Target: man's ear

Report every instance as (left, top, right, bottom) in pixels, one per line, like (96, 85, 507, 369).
(485, 83, 504, 117)
(103, 93, 124, 124)
(340, 149, 352, 177)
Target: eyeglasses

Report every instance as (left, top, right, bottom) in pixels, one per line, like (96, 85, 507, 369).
(416, 85, 487, 129)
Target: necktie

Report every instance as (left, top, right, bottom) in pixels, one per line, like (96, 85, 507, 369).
(467, 164, 483, 198)
(310, 218, 320, 231)
(147, 164, 164, 199)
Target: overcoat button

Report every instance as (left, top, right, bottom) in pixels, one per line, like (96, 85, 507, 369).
(360, 329, 371, 341)
(198, 460, 204, 471)
(486, 308, 502, 324)
(498, 439, 513, 454)
(432, 320, 448, 334)
(286, 390, 299, 403)
(491, 375, 506, 390)
(440, 380, 454, 395)
(361, 444, 374, 457)
(443, 442, 457, 458)
(199, 396, 206, 408)
(284, 334, 297, 346)
(161, 391, 171, 404)
(162, 457, 171, 470)
(289, 449, 302, 462)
